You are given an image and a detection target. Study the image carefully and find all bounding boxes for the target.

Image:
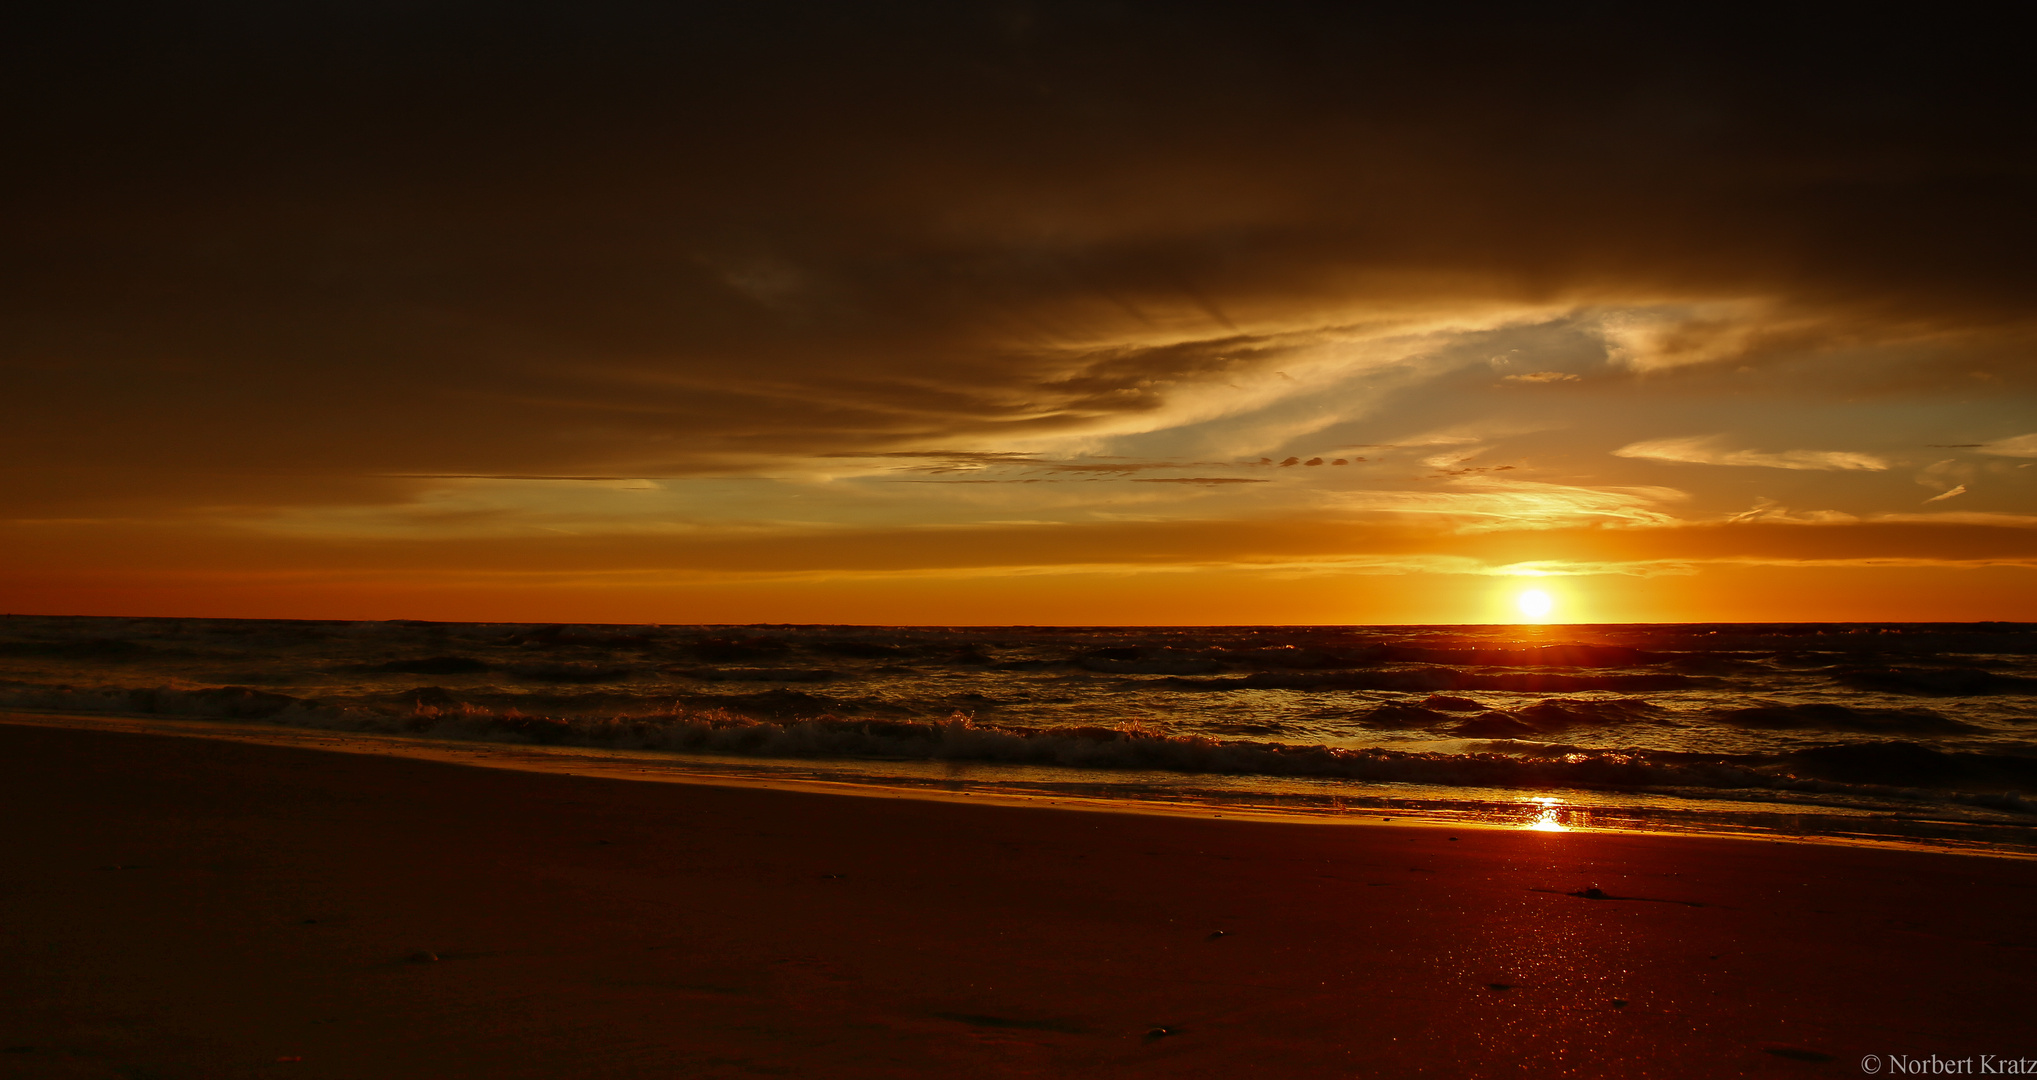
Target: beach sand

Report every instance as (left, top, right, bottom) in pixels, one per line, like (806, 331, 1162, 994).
(2, 717, 2032, 1078)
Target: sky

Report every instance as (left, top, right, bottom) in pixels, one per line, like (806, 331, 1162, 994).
(4, 2, 2034, 625)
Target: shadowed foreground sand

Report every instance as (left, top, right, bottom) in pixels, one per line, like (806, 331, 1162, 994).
(2, 720, 2033, 1079)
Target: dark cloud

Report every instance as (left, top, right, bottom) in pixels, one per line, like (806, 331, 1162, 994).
(6, 4, 2033, 494)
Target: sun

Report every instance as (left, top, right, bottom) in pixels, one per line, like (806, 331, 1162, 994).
(1516, 588, 1554, 621)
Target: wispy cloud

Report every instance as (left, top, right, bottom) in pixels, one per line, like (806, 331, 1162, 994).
(1483, 560, 1699, 578)
(1598, 303, 1777, 372)
(1869, 512, 2037, 527)
(821, 451, 1049, 474)
(1726, 501, 1859, 524)
(1328, 479, 1686, 529)
(1613, 435, 1889, 471)
(1979, 433, 2037, 458)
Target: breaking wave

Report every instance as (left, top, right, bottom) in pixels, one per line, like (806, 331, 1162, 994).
(5, 682, 2031, 816)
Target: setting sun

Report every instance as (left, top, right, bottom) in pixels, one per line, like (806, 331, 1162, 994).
(1516, 588, 1555, 621)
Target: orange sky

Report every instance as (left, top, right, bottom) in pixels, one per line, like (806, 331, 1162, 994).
(4, 5, 2034, 625)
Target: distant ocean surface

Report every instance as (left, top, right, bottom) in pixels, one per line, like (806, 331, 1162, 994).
(5, 615, 2035, 855)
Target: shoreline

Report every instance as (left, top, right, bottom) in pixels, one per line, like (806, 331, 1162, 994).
(6, 709, 2031, 859)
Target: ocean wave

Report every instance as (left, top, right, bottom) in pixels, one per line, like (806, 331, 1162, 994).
(681, 635, 794, 662)
(1351, 702, 1452, 729)
(6, 684, 2032, 812)
(1218, 645, 1360, 669)
(506, 661, 637, 683)
(1450, 697, 1663, 738)
(1830, 667, 2037, 696)
(1781, 742, 2037, 790)
(0, 637, 169, 660)
(808, 639, 913, 659)
(1162, 668, 1712, 693)
(1, 685, 308, 720)
(1078, 648, 1226, 675)
(1376, 644, 1662, 668)
(668, 667, 839, 683)
(1713, 701, 1976, 734)
(363, 656, 493, 675)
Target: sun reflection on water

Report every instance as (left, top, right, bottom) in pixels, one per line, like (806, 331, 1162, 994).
(1526, 797, 1570, 831)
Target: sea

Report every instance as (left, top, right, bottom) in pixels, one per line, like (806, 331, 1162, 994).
(4, 614, 2034, 856)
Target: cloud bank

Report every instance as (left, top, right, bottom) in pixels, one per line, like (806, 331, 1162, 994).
(1, 3, 2033, 620)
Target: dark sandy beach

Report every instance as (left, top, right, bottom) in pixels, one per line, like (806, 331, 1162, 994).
(3, 717, 2033, 1079)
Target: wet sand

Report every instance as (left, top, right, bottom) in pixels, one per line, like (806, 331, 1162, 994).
(2, 718, 2033, 1078)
